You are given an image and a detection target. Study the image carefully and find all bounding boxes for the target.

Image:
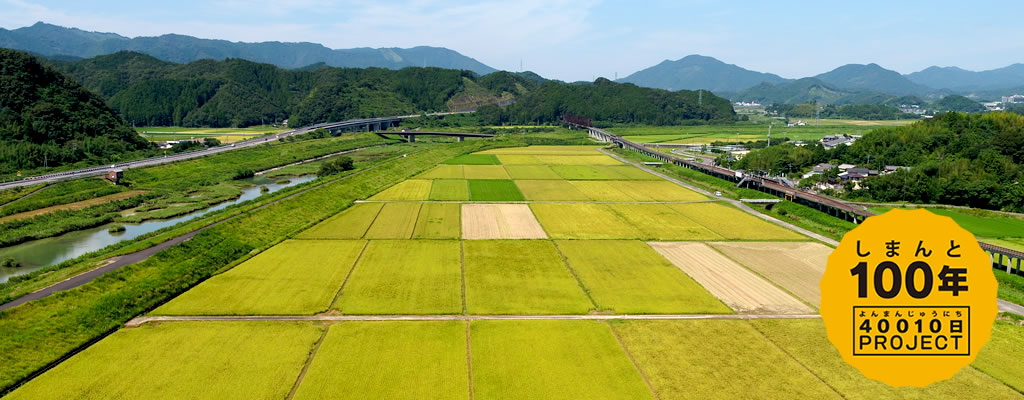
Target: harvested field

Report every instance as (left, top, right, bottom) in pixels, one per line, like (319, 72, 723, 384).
(668, 203, 805, 240)
(296, 203, 383, 239)
(461, 204, 546, 239)
(751, 319, 1022, 399)
(533, 154, 622, 165)
(569, 181, 639, 202)
(443, 154, 501, 165)
(471, 320, 654, 399)
(496, 154, 541, 165)
(368, 179, 431, 200)
(530, 203, 641, 239)
(155, 240, 366, 315)
(480, 145, 600, 155)
(429, 179, 470, 201)
(514, 180, 590, 201)
(613, 181, 707, 201)
(502, 165, 561, 180)
(0, 190, 147, 224)
(462, 165, 511, 180)
(293, 321, 468, 400)
(556, 240, 731, 314)
(607, 203, 722, 240)
(413, 203, 461, 239)
(414, 165, 464, 179)
(648, 242, 813, 314)
(5, 322, 322, 400)
(464, 241, 592, 314)
(467, 180, 525, 201)
(612, 320, 840, 399)
(550, 165, 623, 180)
(334, 240, 462, 314)
(711, 241, 831, 306)
(364, 202, 421, 239)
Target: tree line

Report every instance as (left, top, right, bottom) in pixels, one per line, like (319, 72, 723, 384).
(734, 112, 1024, 211)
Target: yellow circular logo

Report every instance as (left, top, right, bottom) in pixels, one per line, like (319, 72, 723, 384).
(820, 208, 998, 387)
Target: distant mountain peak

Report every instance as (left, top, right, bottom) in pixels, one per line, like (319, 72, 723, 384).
(618, 54, 788, 93)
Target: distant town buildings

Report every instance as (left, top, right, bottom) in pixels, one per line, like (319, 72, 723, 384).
(787, 120, 808, 127)
(734, 101, 761, 107)
(898, 104, 927, 115)
(1002, 95, 1024, 104)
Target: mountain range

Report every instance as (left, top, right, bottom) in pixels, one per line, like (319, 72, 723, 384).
(3, 22, 1024, 104)
(0, 22, 497, 75)
(619, 55, 1024, 103)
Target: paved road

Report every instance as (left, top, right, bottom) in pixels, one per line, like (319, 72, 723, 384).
(0, 116, 406, 190)
(0, 228, 209, 312)
(998, 299, 1024, 317)
(126, 313, 823, 327)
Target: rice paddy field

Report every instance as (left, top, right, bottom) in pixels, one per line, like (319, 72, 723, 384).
(12, 144, 1024, 399)
(612, 122, 905, 145)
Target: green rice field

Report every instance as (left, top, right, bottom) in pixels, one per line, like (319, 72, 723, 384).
(155, 240, 365, 315)
(463, 240, 593, 314)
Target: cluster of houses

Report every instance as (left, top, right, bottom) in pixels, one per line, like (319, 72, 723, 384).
(802, 163, 909, 190)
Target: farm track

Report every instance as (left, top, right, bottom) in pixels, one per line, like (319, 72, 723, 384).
(0, 152, 409, 312)
(125, 313, 823, 327)
(0, 190, 148, 224)
(599, 149, 839, 246)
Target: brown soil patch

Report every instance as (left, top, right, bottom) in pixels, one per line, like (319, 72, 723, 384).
(648, 242, 813, 314)
(710, 242, 831, 307)
(461, 204, 548, 239)
(0, 190, 147, 224)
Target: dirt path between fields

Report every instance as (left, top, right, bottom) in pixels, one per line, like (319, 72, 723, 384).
(600, 149, 838, 246)
(0, 190, 148, 224)
(125, 313, 821, 327)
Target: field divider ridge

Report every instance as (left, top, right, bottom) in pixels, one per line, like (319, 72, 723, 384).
(605, 321, 661, 400)
(323, 240, 371, 313)
(551, 240, 601, 312)
(124, 313, 822, 327)
(745, 321, 848, 399)
(285, 326, 331, 400)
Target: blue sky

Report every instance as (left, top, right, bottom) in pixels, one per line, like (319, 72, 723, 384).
(2, 0, 1022, 81)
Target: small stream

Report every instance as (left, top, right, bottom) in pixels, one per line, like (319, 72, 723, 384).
(0, 175, 316, 283)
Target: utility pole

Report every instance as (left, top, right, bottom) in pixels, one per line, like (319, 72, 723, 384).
(767, 122, 773, 147)
(698, 90, 703, 106)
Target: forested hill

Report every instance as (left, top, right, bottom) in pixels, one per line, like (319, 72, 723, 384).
(44, 52, 734, 128)
(480, 78, 736, 126)
(46, 51, 537, 127)
(0, 49, 151, 174)
(1, 22, 497, 75)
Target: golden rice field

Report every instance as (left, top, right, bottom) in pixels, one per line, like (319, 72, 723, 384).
(12, 144, 1024, 399)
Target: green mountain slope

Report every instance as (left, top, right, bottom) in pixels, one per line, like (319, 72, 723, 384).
(0, 49, 151, 174)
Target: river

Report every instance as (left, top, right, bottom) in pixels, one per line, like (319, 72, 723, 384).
(0, 175, 316, 283)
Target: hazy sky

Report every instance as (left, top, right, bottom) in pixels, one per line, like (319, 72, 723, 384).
(2, 0, 1022, 81)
